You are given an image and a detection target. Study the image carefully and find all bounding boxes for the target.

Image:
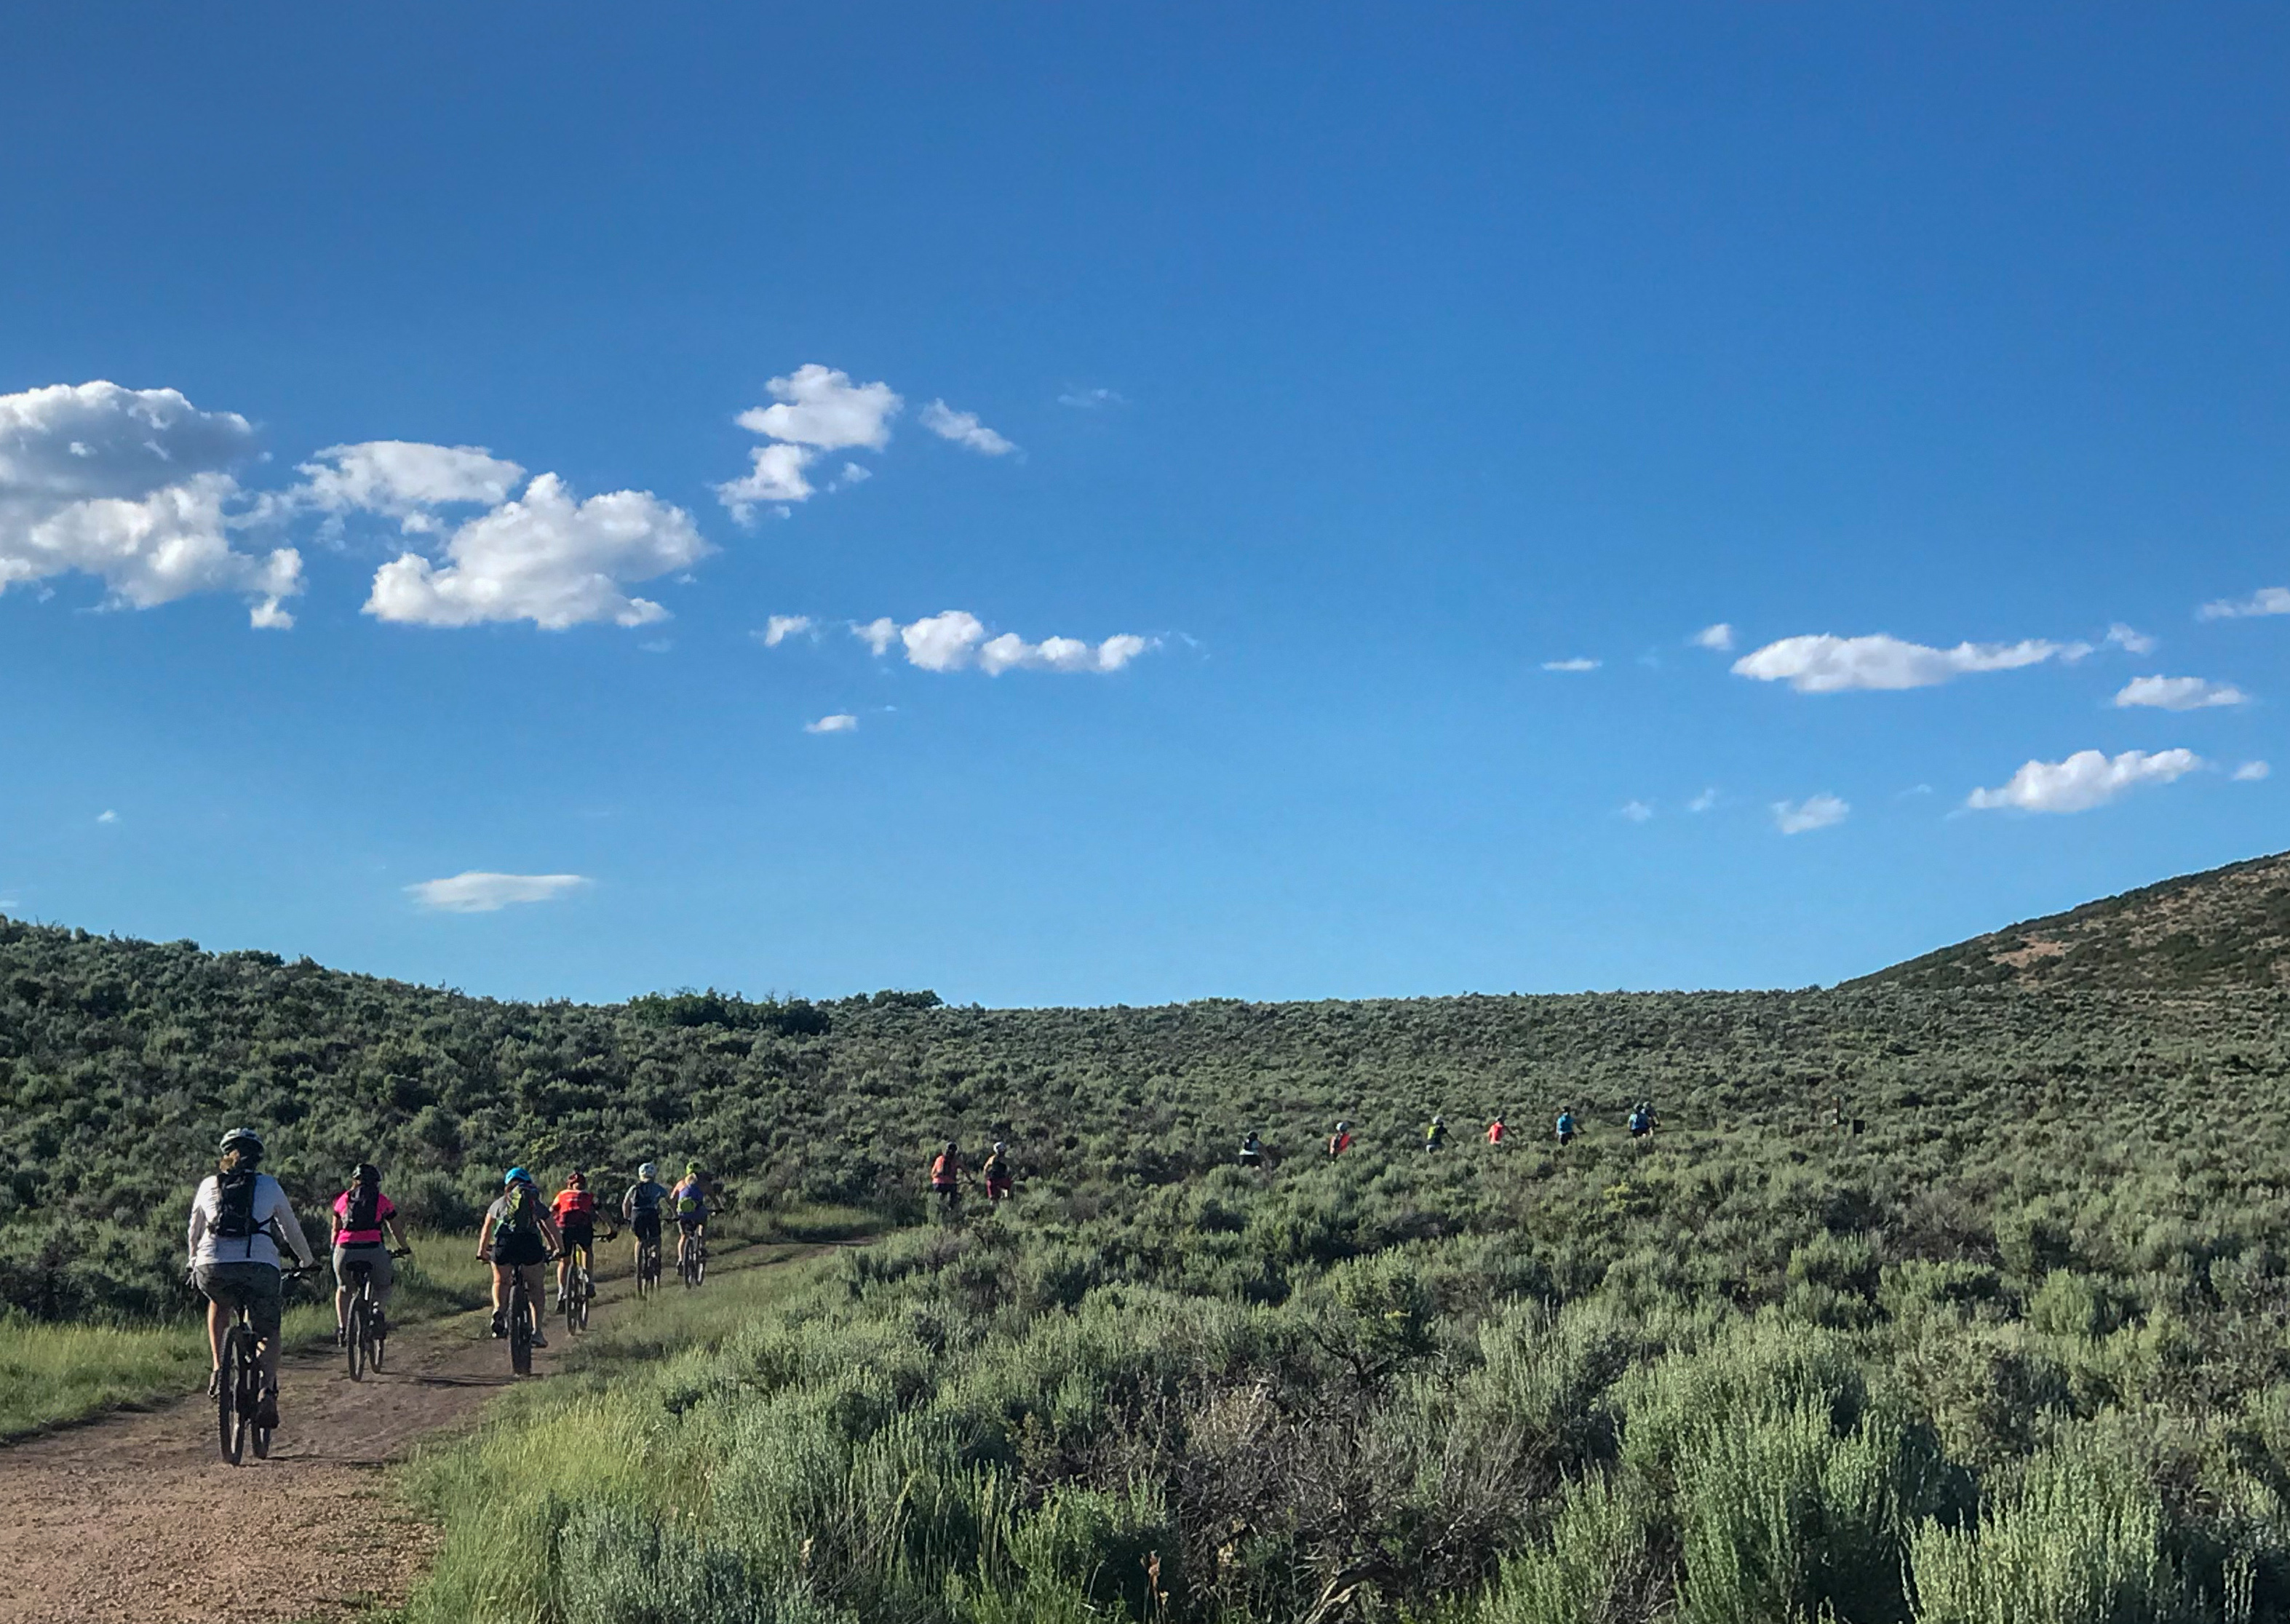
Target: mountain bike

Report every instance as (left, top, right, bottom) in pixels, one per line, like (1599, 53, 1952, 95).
(677, 1223, 707, 1289)
(562, 1227, 615, 1333)
(505, 1257, 548, 1377)
(214, 1265, 310, 1465)
(342, 1246, 412, 1380)
(634, 1225, 663, 1298)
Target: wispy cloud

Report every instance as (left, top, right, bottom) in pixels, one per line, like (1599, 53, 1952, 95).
(96, 809, 117, 825)
(1966, 748, 2203, 814)
(407, 872, 591, 913)
(919, 400, 1018, 456)
(2112, 674, 2249, 711)
(1057, 387, 1124, 410)
(805, 714, 858, 734)
(1734, 633, 2084, 693)
(1773, 794, 1849, 835)
(1620, 800, 1654, 823)
(1687, 788, 1719, 813)
(761, 615, 814, 648)
(2105, 623, 2158, 655)
(1541, 657, 1601, 673)
(2200, 587, 2290, 621)
(1690, 623, 1736, 652)
(2234, 760, 2270, 782)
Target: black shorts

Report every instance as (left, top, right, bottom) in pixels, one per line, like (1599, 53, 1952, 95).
(560, 1222, 595, 1257)
(493, 1232, 546, 1268)
(629, 1211, 661, 1243)
(677, 1214, 706, 1235)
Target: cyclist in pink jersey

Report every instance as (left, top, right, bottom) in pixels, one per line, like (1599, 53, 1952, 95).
(330, 1163, 412, 1345)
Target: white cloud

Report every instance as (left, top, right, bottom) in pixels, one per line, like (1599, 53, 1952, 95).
(1542, 657, 1600, 673)
(2234, 760, 2270, 781)
(1691, 623, 1736, 652)
(365, 473, 709, 630)
(805, 713, 858, 734)
(2105, 623, 2158, 655)
(835, 463, 872, 487)
(2200, 587, 2290, 621)
(736, 365, 902, 451)
(2112, 674, 2250, 711)
(716, 442, 818, 520)
(877, 610, 1153, 674)
(1620, 800, 1654, 823)
(1733, 633, 2083, 693)
(762, 614, 814, 647)
(852, 617, 898, 657)
(1773, 794, 1849, 835)
(407, 872, 591, 912)
(1687, 788, 1719, 813)
(1057, 387, 1124, 409)
(293, 441, 525, 533)
(919, 399, 1018, 456)
(1966, 747, 2204, 814)
(0, 381, 301, 626)
(96, 809, 117, 824)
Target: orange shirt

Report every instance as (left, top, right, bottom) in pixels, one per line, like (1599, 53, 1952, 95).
(552, 1189, 595, 1223)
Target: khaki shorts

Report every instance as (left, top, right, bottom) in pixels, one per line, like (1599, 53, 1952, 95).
(333, 1243, 395, 1304)
(194, 1261, 284, 1344)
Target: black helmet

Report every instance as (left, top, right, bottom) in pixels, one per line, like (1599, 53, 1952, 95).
(219, 1126, 264, 1160)
(348, 1161, 379, 1186)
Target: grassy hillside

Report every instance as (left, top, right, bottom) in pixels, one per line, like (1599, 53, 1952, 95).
(13, 901, 2290, 1617)
(1856, 848, 2290, 992)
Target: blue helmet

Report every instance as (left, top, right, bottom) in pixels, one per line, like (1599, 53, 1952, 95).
(504, 1166, 532, 1187)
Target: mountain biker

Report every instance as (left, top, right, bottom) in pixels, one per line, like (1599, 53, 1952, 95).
(478, 1169, 560, 1348)
(623, 1162, 669, 1275)
(982, 1142, 1014, 1203)
(188, 1127, 316, 1429)
(552, 1171, 617, 1307)
(1239, 1131, 1265, 1169)
(330, 1161, 410, 1347)
(1487, 1115, 1506, 1146)
(671, 1162, 709, 1275)
(1424, 1115, 1448, 1153)
(1628, 1102, 1655, 1139)
(929, 1142, 963, 1212)
(1327, 1121, 1353, 1158)
(1555, 1109, 1576, 1146)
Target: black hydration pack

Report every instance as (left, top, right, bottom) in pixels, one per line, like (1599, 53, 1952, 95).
(215, 1167, 262, 1240)
(345, 1182, 381, 1233)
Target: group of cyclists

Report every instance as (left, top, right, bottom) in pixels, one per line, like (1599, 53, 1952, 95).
(1308, 1102, 1660, 1162)
(928, 1140, 1015, 1211)
(186, 1129, 719, 1436)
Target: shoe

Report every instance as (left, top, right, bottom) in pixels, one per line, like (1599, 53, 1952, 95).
(334, 1326, 347, 1348)
(530, 1329, 549, 1349)
(490, 1313, 506, 1339)
(207, 1369, 222, 1398)
(257, 1390, 279, 1430)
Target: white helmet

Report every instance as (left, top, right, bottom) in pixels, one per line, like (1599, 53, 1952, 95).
(638, 1161, 658, 1180)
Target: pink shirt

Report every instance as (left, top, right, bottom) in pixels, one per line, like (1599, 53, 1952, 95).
(333, 1190, 397, 1247)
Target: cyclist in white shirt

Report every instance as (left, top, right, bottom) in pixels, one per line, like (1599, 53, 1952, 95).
(187, 1126, 316, 1428)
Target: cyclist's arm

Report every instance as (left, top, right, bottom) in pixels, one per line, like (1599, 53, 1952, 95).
(186, 1183, 210, 1264)
(538, 1211, 564, 1254)
(272, 1198, 318, 1270)
(384, 1211, 413, 1251)
(475, 1211, 497, 1260)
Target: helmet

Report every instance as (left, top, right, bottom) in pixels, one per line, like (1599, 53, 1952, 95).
(504, 1166, 531, 1187)
(1432, 1115, 1444, 1126)
(685, 1161, 701, 1176)
(993, 1141, 1007, 1154)
(945, 1141, 958, 1155)
(1336, 1121, 1350, 1132)
(567, 1170, 586, 1189)
(638, 1162, 658, 1180)
(348, 1162, 379, 1186)
(219, 1126, 263, 1158)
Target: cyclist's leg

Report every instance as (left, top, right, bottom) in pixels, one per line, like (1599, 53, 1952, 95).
(490, 1261, 511, 1330)
(518, 1261, 548, 1340)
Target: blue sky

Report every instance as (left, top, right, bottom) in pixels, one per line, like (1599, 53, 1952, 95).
(2, 4, 2286, 1005)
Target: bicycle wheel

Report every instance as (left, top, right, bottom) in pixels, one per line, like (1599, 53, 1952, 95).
(693, 1243, 706, 1286)
(218, 1327, 247, 1465)
(370, 1305, 387, 1374)
(509, 1288, 533, 1377)
(575, 1270, 591, 1332)
(346, 1297, 367, 1381)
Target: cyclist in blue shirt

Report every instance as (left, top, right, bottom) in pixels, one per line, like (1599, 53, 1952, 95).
(671, 1163, 709, 1276)
(622, 1162, 670, 1275)
(1555, 1109, 1577, 1146)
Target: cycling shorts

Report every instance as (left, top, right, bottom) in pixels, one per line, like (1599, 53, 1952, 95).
(333, 1241, 396, 1303)
(195, 1261, 284, 1344)
(677, 1214, 706, 1235)
(559, 1221, 595, 1257)
(492, 1230, 547, 1268)
(629, 1210, 661, 1243)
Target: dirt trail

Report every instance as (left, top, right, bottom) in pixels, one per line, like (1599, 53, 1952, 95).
(0, 1252, 772, 1624)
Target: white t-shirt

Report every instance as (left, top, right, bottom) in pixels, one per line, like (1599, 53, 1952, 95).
(187, 1172, 314, 1270)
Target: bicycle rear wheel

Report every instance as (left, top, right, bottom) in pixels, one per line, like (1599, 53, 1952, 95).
(509, 1286, 533, 1376)
(218, 1328, 247, 1465)
(346, 1298, 368, 1381)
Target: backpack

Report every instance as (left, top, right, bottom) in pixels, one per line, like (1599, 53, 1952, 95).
(498, 1185, 538, 1234)
(215, 1167, 262, 1240)
(346, 1182, 381, 1232)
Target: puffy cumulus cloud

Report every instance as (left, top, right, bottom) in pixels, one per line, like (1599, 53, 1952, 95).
(716, 442, 819, 520)
(407, 872, 590, 912)
(2200, 587, 2290, 621)
(293, 441, 525, 533)
(805, 713, 858, 734)
(1966, 748, 2204, 814)
(761, 615, 814, 647)
(1773, 794, 1849, 835)
(865, 609, 1153, 675)
(1691, 623, 1736, 652)
(2235, 760, 2270, 782)
(1541, 657, 1600, 673)
(365, 474, 709, 630)
(1733, 632, 2082, 693)
(920, 399, 1018, 456)
(0, 381, 301, 626)
(736, 365, 902, 450)
(2112, 674, 2250, 711)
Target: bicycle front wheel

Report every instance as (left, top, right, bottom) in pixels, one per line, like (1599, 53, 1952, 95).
(346, 1299, 367, 1382)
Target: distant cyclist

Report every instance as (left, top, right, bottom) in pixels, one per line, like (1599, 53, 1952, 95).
(1629, 1102, 1655, 1139)
(672, 1163, 709, 1275)
(982, 1142, 1014, 1203)
(1327, 1121, 1354, 1159)
(552, 1171, 617, 1309)
(1424, 1115, 1448, 1153)
(929, 1142, 963, 1213)
(1486, 1115, 1506, 1147)
(188, 1127, 316, 1428)
(623, 1162, 669, 1275)
(1555, 1109, 1576, 1147)
(1239, 1131, 1266, 1170)
(477, 1169, 560, 1348)
(330, 1161, 410, 1347)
